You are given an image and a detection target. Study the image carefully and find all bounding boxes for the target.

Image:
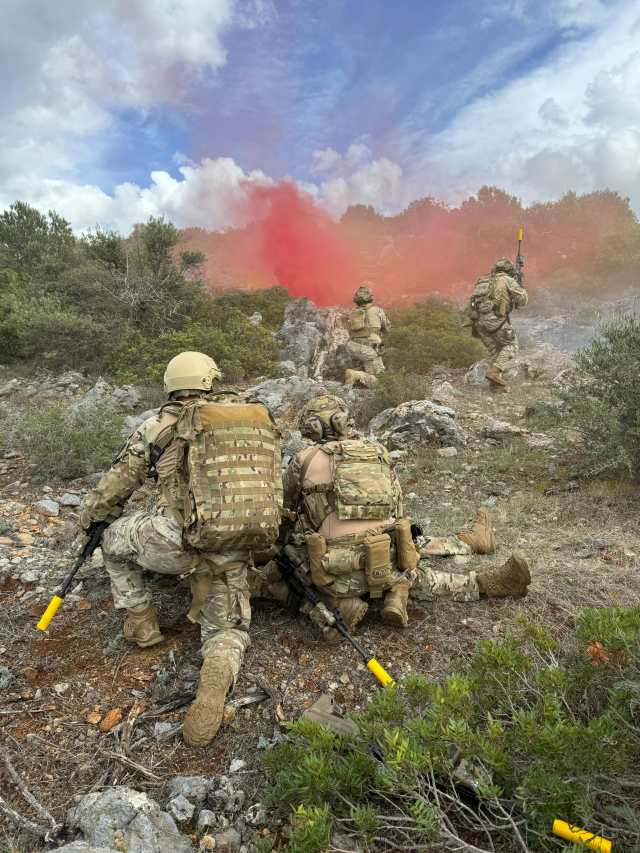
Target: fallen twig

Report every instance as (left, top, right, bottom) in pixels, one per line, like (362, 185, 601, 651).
(246, 672, 282, 703)
(0, 755, 61, 840)
(100, 750, 163, 783)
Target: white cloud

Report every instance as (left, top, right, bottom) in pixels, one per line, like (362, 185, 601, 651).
(407, 0, 640, 208)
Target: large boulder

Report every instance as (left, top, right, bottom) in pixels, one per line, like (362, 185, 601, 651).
(465, 342, 573, 385)
(122, 408, 160, 438)
(65, 787, 192, 853)
(248, 377, 358, 419)
(71, 379, 144, 414)
(276, 298, 326, 377)
(370, 400, 459, 447)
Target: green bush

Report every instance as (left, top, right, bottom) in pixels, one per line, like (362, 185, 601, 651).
(552, 313, 640, 477)
(262, 607, 640, 851)
(385, 299, 485, 373)
(110, 308, 281, 384)
(9, 403, 126, 479)
(214, 285, 294, 330)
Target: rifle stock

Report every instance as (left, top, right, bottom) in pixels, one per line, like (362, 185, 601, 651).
(274, 545, 395, 688)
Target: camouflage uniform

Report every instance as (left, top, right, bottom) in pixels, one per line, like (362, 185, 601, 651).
(473, 270, 528, 372)
(82, 392, 280, 682)
(346, 303, 390, 390)
(281, 444, 479, 605)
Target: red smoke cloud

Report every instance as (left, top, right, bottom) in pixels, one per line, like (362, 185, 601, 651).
(237, 181, 359, 306)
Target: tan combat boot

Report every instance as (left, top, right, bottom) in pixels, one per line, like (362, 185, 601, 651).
(476, 550, 531, 598)
(123, 603, 164, 648)
(458, 508, 496, 555)
(381, 578, 411, 628)
(183, 653, 234, 748)
(344, 369, 356, 386)
(323, 597, 368, 645)
(485, 365, 507, 389)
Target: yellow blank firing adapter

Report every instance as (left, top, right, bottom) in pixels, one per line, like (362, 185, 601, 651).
(367, 658, 395, 687)
(518, 228, 523, 241)
(37, 595, 64, 631)
(553, 820, 612, 853)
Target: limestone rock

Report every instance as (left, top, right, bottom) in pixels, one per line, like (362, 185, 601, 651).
(169, 776, 212, 808)
(518, 315, 595, 353)
(59, 492, 82, 507)
(36, 498, 60, 517)
(276, 298, 326, 377)
(197, 809, 218, 836)
(0, 379, 20, 397)
(248, 377, 357, 419)
(430, 380, 459, 403)
(249, 311, 262, 325)
(72, 379, 144, 414)
(66, 787, 191, 853)
(370, 400, 459, 447)
(55, 844, 119, 853)
(477, 415, 524, 441)
(168, 794, 195, 823)
(212, 827, 242, 853)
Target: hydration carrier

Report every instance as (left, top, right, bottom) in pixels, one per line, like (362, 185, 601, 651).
(157, 394, 281, 553)
(349, 306, 372, 339)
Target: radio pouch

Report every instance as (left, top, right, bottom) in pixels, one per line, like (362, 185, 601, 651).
(307, 533, 333, 588)
(364, 533, 392, 598)
(395, 518, 420, 571)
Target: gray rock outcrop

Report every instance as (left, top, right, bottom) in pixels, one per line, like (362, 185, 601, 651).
(248, 377, 358, 418)
(370, 400, 459, 447)
(72, 379, 143, 414)
(64, 787, 192, 853)
(276, 298, 326, 377)
(123, 408, 160, 437)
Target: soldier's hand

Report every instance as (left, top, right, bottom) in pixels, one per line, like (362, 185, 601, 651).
(71, 509, 93, 556)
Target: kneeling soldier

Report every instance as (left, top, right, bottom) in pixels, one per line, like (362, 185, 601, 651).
(77, 352, 281, 747)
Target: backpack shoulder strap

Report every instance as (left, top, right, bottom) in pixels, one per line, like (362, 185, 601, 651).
(299, 445, 322, 490)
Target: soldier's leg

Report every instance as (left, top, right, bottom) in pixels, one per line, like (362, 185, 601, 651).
(184, 559, 251, 748)
(492, 326, 518, 372)
(102, 510, 194, 647)
(409, 563, 480, 602)
(345, 341, 380, 388)
(418, 536, 472, 558)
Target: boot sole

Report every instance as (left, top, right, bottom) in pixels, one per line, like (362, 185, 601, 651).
(381, 609, 408, 628)
(183, 655, 233, 748)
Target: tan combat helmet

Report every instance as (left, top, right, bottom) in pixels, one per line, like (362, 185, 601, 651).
(353, 284, 374, 305)
(492, 258, 516, 275)
(299, 391, 354, 441)
(163, 351, 222, 395)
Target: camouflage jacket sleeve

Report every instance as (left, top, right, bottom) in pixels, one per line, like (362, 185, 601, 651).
(282, 452, 303, 511)
(391, 467, 403, 519)
(81, 415, 160, 521)
(375, 306, 391, 334)
(508, 275, 528, 309)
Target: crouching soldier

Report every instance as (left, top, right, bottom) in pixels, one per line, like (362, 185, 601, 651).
(265, 392, 530, 641)
(344, 285, 390, 389)
(76, 352, 281, 747)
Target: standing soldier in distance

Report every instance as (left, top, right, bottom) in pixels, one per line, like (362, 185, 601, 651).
(344, 284, 390, 389)
(468, 257, 528, 392)
(75, 352, 281, 748)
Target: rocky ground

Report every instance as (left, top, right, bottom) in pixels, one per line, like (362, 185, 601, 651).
(0, 300, 639, 852)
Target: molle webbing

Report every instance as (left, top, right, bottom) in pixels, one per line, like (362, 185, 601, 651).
(183, 401, 280, 552)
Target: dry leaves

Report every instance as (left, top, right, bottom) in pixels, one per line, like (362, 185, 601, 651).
(87, 712, 102, 725)
(221, 706, 236, 726)
(99, 708, 122, 732)
(77, 601, 91, 610)
(586, 642, 610, 666)
(298, 654, 309, 665)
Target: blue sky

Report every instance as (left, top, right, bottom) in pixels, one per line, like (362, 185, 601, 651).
(1, 0, 639, 231)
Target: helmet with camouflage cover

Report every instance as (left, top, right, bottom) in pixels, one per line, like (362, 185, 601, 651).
(299, 391, 355, 441)
(353, 284, 374, 305)
(492, 258, 516, 276)
(163, 351, 222, 396)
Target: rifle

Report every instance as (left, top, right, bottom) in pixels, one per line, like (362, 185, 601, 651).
(273, 545, 395, 688)
(515, 228, 524, 286)
(37, 505, 123, 631)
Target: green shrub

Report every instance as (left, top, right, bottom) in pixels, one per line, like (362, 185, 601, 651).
(9, 403, 126, 479)
(262, 607, 640, 851)
(385, 299, 485, 373)
(553, 312, 640, 477)
(214, 285, 294, 330)
(110, 308, 281, 384)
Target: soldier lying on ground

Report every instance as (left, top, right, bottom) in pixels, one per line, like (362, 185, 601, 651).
(253, 392, 530, 643)
(76, 352, 281, 748)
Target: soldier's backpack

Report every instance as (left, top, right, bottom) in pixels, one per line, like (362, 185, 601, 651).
(348, 306, 372, 338)
(154, 394, 281, 553)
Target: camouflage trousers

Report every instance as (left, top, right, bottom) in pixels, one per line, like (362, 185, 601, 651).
(476, 320, 518, 372)
(101, 508, 251, 681)
(409, 563, 479, 602)
(346, 340, 384, 389)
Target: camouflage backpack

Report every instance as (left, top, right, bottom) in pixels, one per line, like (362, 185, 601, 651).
(349, 305, 373, 339)
(299, 438, 398, 529)
(154, 393, 281, 553)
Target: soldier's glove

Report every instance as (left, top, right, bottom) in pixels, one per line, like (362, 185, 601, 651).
(71, 509, 93, 557)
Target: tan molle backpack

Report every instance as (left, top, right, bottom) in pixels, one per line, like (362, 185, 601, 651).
(155, 394, 281, 553)
(348, 305, 373, 339)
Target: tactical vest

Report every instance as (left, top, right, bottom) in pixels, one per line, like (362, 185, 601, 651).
(349, 305, 379, 339)
(470, 274, 510, 319)
(153, 394, 280, 553)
